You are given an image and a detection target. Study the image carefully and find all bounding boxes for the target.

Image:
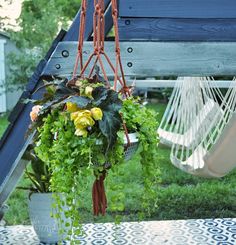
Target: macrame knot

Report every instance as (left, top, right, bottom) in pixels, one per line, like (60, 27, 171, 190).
(95, 4, 100, 12)
(112, 9, 118, 17)
(81, 7, 86, 13)
(115, 47, 120, 53)
(94, 48, 99, 54)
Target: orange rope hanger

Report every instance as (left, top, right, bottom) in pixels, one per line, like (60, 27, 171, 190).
(71, 0, 131, 216)
(72, 0, 130, 97)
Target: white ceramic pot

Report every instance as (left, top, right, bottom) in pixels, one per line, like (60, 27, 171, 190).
(28, 193, 67, 244)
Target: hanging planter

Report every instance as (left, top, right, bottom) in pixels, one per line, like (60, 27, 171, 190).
(124, 132, 139, 161)
(29, 77, 157, 236)
(96, 131, 139, 161)
(26, 0, 158, 242)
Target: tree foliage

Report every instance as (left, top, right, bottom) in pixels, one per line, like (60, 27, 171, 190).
(0, 1, 12, 31)
(13, 0, 80, 52)
(6, 0, 81, 88)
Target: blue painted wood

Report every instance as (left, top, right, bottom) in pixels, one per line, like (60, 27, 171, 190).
(0, 30, 67, 202)
(0, 88, 44, 193)
(64, 0, 111, 41)
(0, 31, 66, 202)
(104, 3, 113, 37)
(119, 18, 236, 41)
(118, 0, 236, 18)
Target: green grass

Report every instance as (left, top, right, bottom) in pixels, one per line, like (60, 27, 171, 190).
(4, 177, 31, 225)
(0, 115, 8, 137)
(3, 103, 236, 225)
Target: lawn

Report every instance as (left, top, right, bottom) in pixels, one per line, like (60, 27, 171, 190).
(2, 104, 236, 225)
(0, 115, 8, 137)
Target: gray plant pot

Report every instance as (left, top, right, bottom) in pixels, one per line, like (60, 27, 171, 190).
(28, 193, 68, 244)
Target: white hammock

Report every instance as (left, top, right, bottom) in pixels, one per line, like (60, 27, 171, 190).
(158, 99, 221, 148)
(171, 78, 236, 177)
(158, 77, 222, 148)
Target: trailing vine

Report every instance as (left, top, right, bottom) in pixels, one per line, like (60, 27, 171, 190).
(121, 98, 160, 215)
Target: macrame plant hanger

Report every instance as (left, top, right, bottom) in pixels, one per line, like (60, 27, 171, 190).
(71, 0, 130, 216)
(72, 0, 130, 96)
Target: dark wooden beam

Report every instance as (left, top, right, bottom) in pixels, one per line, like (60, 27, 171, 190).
(119, 0, 236, 18)
(118, 18, 236, 41)
(64, 0, 111, 41)
(104, 3, 113, 37)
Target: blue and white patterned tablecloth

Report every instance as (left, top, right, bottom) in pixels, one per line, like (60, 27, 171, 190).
(0, 218, 236, 245)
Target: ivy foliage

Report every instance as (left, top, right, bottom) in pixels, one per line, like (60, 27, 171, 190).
(121, 98, 160, 214)
(35, 109, 125, 242)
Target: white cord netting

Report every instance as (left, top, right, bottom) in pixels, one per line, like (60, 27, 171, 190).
(158, 77, 236, 177)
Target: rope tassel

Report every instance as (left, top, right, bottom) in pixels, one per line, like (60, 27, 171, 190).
(92, 170, 107, 216)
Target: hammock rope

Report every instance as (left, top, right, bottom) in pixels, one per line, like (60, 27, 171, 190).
(160, 77, 236, 177)
(158, 77, 222, 149)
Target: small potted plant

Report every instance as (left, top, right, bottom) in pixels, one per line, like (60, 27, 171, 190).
(28, 75, 158, 243)
(21, 146, 69, 244)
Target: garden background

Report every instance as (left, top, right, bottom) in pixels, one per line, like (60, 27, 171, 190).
(0, 0, 235, 225)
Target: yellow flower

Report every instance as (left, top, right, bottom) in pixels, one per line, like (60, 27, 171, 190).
(70, 110, 91, 121)
(74, 111, 95, 128)
(75, 116, 95, 128)
(91, 107, 103, 121)
(78, 110, 92, 118)
(66, 102, 79, 113)
(85, 86, 93, 97)
(75, 128, 88, 137)
(70, 111, 79, 121)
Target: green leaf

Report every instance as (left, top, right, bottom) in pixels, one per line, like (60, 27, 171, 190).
(64, 95, 91, 109)
(92, 86, 122, 111)
(40, 97, 67, 114)
(25, 171, 43, 192)
(21, 98, 37, 104)
(93, 87, 122, 151)
(99, 110, 122, 151)
(31, 159, 45, 177)
(54, 79, 77, 99)
(92, 86, 109, 106)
